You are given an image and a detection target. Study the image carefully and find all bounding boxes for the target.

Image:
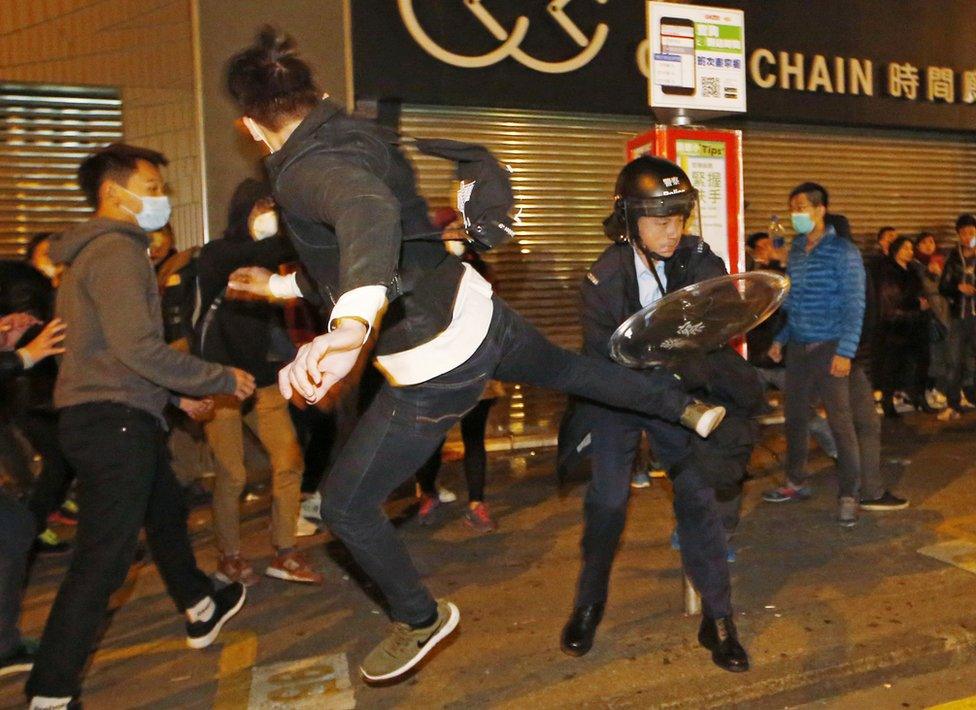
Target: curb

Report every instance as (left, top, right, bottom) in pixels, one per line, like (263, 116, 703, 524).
(611, 624, 976, 709)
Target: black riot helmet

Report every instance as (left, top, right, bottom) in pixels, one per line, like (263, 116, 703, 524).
(604, 156, 699, 244)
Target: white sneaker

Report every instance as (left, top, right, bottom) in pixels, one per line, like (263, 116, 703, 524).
(29, 697, 73, 710)
(295, 515, 319, 537)
(933, 388, 948, 405)
(437, 486, 457, 503)
(300, 491, 322, 522)
(960, 393, 976, 410)
(938, 407, 961, 422)
(925, 389, 946, 410)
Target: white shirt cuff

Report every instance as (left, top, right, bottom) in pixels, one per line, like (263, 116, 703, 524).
(268, 272, 303, 300)
(16, 348, 34, 369)
(329, 285, 388, 343)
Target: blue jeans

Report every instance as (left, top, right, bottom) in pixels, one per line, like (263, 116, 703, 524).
(321, 297, 692, 625)
(0, 491, 35, 659)
(575, 406, 732, 618)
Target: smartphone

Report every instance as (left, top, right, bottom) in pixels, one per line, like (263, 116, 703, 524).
(658, 16, 696, 96)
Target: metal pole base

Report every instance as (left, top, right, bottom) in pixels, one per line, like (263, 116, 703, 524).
(683, 574, 701, 615)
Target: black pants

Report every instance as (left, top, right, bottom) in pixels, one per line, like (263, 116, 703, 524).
(415, 398, 495, 502)
(575, 406, 732, 619)
(878, 327, 928, 407)
(321, 296, 691, 626)
(27, 403, 214, 699)
(0, 490, 35, 659)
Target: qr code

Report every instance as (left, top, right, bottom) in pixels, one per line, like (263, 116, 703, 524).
(702, 77, 720, 98)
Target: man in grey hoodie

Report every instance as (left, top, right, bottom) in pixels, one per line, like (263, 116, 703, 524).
(26, 144, 255, 710)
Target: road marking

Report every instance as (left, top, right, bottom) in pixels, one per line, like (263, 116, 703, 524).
(247, 653, 355, 709)
(214, 631, 259, 709)
(928, 695, 976, 709)
(917, 539, 976, 575)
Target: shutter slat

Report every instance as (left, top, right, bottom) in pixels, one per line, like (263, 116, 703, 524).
(0, 82, 121, 259)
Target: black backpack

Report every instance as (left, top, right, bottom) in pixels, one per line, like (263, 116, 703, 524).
(409, 138, 517, 252)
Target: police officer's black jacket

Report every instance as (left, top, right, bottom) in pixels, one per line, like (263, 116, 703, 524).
(580, 236, 727, 361)
(558, 236, 764, 494)
(264, 99, 465, 357)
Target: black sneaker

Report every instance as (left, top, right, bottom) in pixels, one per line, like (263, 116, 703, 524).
(860, 492, 909, 511)
(185, 583, 246, 649)
(0, 638, 37, 677)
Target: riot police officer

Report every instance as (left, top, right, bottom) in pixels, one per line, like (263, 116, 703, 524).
(559, 156, 754, 672)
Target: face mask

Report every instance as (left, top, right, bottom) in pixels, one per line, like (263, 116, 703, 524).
(791, 211, 815, 235)
(244, 117, 275, 154)
(445, 239, 466, 257)
(968, 236, 976, 249)
(36, 261, 58, 279)
(120, 186, 172, 232)
(251, 211, 278, 240)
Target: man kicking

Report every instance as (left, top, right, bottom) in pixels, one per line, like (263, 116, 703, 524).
(224, 28, 725, 683)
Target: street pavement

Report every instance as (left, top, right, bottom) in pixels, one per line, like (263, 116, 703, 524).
(4, 411, 976, 708)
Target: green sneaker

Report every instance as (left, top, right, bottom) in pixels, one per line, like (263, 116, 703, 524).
(360, 600, 459, 682)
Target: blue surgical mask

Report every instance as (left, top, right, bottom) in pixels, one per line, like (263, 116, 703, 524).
(121, 186, 172, 232)
(791, 212, 815, 235)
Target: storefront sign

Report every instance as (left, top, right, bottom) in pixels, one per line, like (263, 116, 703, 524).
(647, 2, 746, 113)
(352, 1, 976, 131)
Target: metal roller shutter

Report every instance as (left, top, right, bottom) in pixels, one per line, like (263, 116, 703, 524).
(0, 82, 122, 258)
(400, 105, 976, 440)
(739, 123, 976, 250)
(400, 104, 646, 441)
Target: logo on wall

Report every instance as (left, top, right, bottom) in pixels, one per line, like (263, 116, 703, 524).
(397, 0, 610, 74)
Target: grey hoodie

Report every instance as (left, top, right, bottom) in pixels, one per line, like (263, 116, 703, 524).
(49, 218, 236, 421)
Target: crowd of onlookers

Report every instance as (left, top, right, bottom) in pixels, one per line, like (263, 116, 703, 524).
(747, 210, 976, 424)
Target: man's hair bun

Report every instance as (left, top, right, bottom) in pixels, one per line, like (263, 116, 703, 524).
(226, 25, 320, 130)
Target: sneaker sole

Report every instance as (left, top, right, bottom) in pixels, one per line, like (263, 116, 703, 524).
(186, 586, 247, 650)
(360, 602, 460, 683)
(0, 661, 33, 677)
(762, 496, 807, 504)
(695, 407, 726, 437)
(265, 567, 323, 584)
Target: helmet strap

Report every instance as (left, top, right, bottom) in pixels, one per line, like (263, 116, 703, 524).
(632, 238, 669, 294)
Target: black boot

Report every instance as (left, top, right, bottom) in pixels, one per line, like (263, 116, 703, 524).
(560, 604, 604, 657)
(698, 615, 749, 672)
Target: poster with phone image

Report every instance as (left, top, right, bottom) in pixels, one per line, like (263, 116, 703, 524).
(648, 1, 746, 113)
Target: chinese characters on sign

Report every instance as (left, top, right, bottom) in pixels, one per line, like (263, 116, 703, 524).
(648, 1, 747, 112)
(676, 138, 731, 269)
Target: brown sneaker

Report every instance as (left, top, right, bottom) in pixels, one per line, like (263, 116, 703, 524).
(360, 600, 460, 682)
(680, 400, 726, 438)
(265, 550, 324, 584)
(215, 554, 260, 587)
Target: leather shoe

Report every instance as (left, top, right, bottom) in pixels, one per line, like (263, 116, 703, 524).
(560, 604, 604, 657)
(698, 615, 749, 672)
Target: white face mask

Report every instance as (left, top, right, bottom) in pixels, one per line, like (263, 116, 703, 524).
(120, 186, 171, 232)
(251, 211, 278, 240)
(244, 117, 275, 154)
(445, 239, 466, 257)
